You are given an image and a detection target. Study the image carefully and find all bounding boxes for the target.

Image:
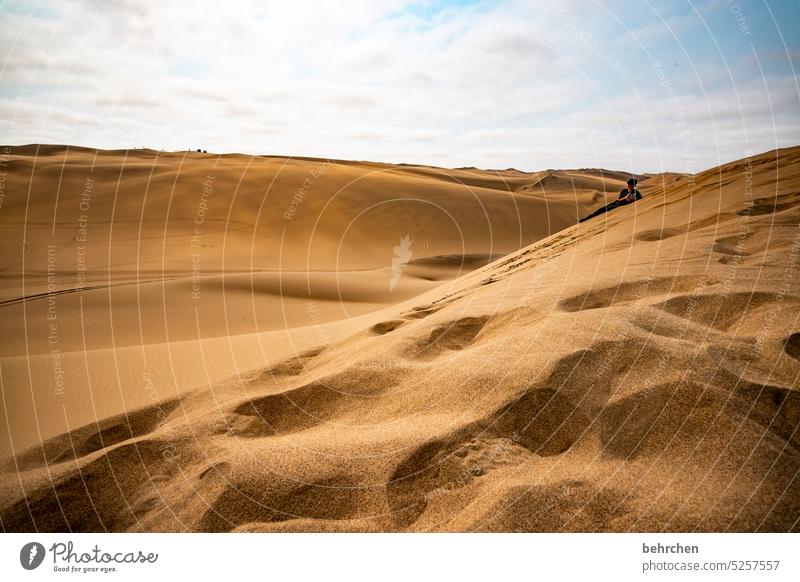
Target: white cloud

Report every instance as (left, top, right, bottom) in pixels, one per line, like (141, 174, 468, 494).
(0, 0, 796, 171)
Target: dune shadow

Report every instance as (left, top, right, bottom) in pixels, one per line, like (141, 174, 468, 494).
(784, 332, 800, 361)
(407, 316, 490, 360)
(199, 477, 361, 532)
(9, 398, 182, 471)
(1, 439, 185, 532)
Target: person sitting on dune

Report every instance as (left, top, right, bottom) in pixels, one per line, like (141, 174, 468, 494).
(579, 177, 642, 222)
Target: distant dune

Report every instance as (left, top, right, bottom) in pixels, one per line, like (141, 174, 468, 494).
(0, 145, 642, 356)
(1, 145, 798, 532)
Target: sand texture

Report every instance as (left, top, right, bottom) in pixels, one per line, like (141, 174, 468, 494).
(0, 145, 798, 532)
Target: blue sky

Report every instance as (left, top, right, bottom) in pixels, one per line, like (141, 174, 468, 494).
(0, 0, 797, 172)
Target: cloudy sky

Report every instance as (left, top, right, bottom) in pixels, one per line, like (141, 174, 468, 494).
(1, 0, 798, 172)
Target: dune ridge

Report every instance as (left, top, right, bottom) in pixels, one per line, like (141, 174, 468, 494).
(0, 145, 642, 356)
(1, 146, 798, 532)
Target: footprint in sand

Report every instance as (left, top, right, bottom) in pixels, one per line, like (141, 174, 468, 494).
(386, 431, 533, 528)
(0, 438, 190, 532)
(473, 480, 629, 532)
(369, 319, 406, 335)
(8, 398, 183, 471)
(784, 332, 800, 361)
(738, 192, 800, 216)
(490, 387, 592, 456)
(406, 316, 490, 360)
(198, 477, 365, 532)
(225, 364, 406, 438)
(250, 346, 326, 381)
(635, 213, 736, 242)
(386, 385, 591, 528)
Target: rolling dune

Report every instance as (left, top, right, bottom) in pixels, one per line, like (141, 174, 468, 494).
(1, 145, 798, 532)
(0, 145, 618, 356)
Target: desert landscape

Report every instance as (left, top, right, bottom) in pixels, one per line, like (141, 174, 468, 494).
(0, 144, 798, 532)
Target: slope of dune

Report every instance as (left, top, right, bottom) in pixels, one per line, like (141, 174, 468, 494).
(1, 146, 798, 532)
(0, 146, 634, 458)
(0, 145, 627, 357)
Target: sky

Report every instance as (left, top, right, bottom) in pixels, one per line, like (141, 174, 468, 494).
(0, 0, 798, 172)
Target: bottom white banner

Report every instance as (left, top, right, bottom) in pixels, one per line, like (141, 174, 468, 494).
(1, 533, 797, 581)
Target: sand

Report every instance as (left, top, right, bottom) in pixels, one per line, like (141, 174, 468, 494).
(0, 145, 798, 532)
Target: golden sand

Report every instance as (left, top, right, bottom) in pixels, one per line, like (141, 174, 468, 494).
(1, 145, 797, 532)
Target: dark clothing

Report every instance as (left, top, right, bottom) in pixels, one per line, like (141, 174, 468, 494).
(618, 187, 642, 202)
(580, 188, 642, 222)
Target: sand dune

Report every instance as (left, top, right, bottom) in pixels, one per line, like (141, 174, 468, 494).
(0, 146, 619, 457)
(1, 145, 798, 532)
(0, 145, 605, 356)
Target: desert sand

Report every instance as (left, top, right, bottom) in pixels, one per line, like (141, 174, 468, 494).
(0, 144, 798, 532)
